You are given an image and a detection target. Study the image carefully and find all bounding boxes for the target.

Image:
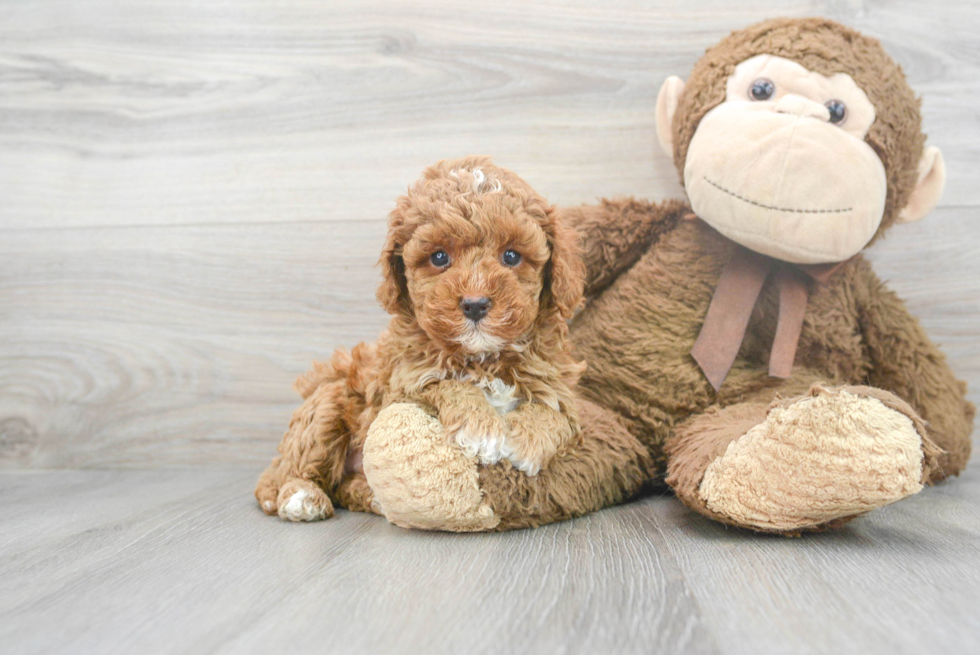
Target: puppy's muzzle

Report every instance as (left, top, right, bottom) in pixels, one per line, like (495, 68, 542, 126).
(460, 296, 491, 322)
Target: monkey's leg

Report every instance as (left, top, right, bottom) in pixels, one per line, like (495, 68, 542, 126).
(665, 383, 941, 535)
(254, 378, 353, 522)
(857, 268, 975, 481)
(361, 402, 500, 531)
(362, 399, 653, 532)
(480, 398, 654, 531)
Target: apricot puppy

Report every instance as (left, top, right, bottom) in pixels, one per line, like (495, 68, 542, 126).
(255, 156, 586, 521)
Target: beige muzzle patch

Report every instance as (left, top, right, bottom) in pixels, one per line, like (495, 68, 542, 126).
(684, 102, 887, 264)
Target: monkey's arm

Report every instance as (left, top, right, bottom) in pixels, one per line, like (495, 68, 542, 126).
(558, 197, 689, 298)
(856, 264, 975, 480)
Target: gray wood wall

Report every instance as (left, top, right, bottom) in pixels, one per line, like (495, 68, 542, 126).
(2, 0, 978, 470)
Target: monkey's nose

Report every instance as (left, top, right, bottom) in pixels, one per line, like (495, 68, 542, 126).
(775, 94, 831, 121)
(460, 296, 491, 322)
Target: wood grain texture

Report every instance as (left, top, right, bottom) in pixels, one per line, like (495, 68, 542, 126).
(2, 3, 980, 653)
(1, 207, 976, 469)
(1, 468, 979, 655)
(0, 220, 391, 468)
(1, 0, 979, 231)
(1, 0, 978, 468)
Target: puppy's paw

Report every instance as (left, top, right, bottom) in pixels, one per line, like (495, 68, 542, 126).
(453, 420, 510, 466)
(504, 449, 543, 477)
(499, 438, 546, 477)
(500, 404, 572, 477)
(440, 399, 510, 465)
(276, 479, 334, 522)
(500, 427, 554, 477)
(255, 459, 284, 515)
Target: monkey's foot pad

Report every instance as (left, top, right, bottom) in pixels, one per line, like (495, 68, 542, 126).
(699, 386, 929, 532)
(363, 402, 499, 532)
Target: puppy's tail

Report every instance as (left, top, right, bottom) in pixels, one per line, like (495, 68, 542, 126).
(293, 342, 378, 402)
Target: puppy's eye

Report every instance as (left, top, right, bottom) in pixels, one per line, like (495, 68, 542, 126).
(430, 250, 450, 268)
(825, 99, 847, 124)
(501, 249, 522, 267)
(749, 78, 775, 101)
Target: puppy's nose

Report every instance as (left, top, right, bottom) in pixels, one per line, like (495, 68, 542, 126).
(460, 296, 491, 322)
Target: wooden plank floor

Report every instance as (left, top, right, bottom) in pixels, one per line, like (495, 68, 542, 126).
(2, 1, 979, 653)
(2, 468, 979, 655)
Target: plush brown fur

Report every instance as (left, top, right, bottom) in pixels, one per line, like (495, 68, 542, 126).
(479, 398, 655, 530)
(564, 199, 973, 533)
(570, 210, 974, 466)
(255, 156, 601, 520)
(362, 397, 654, 531)
(665, 384, 944, 532)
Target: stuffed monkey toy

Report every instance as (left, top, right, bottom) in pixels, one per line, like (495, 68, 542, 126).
(263, 18, 974, 534)
(561, 16, 974, 533)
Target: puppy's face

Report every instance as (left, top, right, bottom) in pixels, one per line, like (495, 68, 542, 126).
(378, 161, 585, 356)
(401, 206, 550, 354)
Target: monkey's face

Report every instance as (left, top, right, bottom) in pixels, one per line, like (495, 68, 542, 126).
(656, 20, 946, 266)
(683, 55, 885, 264)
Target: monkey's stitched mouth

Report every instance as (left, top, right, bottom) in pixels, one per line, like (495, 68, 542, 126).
(703, 177, 852, 214)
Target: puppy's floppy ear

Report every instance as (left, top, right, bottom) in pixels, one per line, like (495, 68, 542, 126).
(377, 206, 410, 315)
(542, 206, 586, 320)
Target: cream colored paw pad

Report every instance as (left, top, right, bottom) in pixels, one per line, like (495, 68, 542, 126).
(699, 390, 925, 531)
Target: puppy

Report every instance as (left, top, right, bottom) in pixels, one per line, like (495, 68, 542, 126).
(255, 156, 586, 521)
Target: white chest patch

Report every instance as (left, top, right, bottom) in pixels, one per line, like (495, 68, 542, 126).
(451, 377, 521, 466)
(476, 378, 521, 416)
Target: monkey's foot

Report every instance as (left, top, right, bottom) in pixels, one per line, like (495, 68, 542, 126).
(699, 385, 937, 533)
(363, 403, 499, 532)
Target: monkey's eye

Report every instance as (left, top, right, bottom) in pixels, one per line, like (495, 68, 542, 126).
(825, 100, 847, 125)
(430, 250, 450, 268)
(749, 78, 775, 101)
(501, 249, 522, 267)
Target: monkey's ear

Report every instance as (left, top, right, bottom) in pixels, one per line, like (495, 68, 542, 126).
(897, 146, 945, 224)
(656, 76, 686, 159)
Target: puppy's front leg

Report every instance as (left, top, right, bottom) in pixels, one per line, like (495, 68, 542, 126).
(503, 402, 577, 476)
(418, 381, 509, 466)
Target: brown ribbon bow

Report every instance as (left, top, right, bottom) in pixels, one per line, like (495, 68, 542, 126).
(691, 245, 847, 392)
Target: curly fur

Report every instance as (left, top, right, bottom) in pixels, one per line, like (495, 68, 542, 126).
(255, 156, 587, 518)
